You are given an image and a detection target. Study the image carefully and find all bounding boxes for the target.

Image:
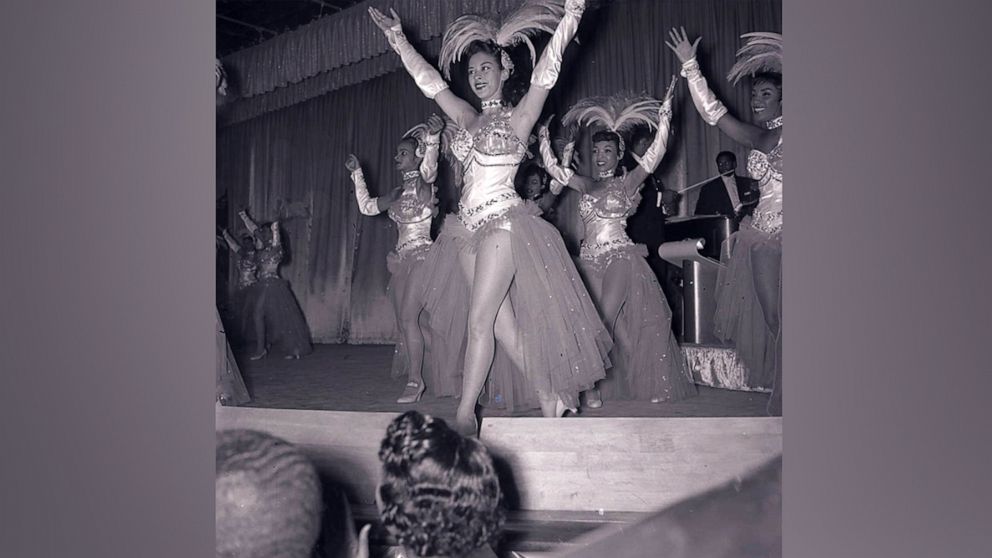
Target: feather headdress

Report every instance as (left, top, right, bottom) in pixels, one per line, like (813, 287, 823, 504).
(562, 93, 661, 159)
(400, 116, 456, 160)
(439, 0, 566, 79)
(562, 93, 662, 135)
(726, 32, 782, 85)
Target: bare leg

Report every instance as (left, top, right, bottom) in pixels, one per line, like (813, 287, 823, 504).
(455, 231, 516, 433)
(398, 279, 427, 393)
(751, 244, 782, 336)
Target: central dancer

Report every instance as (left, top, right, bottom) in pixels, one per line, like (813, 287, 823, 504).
(370, 0, 610, 435)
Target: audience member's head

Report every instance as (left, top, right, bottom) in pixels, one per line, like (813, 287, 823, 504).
(518, 164, 549, 200)
(716, 151, 737, 176)
(377, 411, 505, 558)
(216, 429, 323, 558)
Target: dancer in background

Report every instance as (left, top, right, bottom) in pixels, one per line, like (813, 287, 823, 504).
(219, 229, 260, 348)
(346, 115, 460, 403)
(370, 0, 610, 435)
(666, 29, 783, 414)
(239, 211, 313, 360)
(539, 88, 696, 405)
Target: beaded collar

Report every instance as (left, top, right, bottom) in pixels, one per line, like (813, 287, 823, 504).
(401, 170, 420, 181)
(764, 115, 783, 130)
(481, 98, 504, 113)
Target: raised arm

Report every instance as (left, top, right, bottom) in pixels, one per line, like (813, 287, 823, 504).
(345, 155, 391, 215)
(369, 8, 477, 128)
(238, 210, 259, 235)
(538, 124, 594, 194)
(624, 88, 676, 194)
(221, 229, 240, 254)
(666, 27, 771, 150)
(512, 0, 586, 139)
(418, 115, 444, 185)
(270, 222, 281, 248)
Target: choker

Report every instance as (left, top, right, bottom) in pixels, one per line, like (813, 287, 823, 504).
(402, 170, 420, 181)
(764, 116, 783, 130)
(481, 99, 504, 112)
(598, 169, 615, 179)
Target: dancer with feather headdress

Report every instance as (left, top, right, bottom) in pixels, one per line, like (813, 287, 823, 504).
(667, 28, 783, 415)
(346, 114, 468, 403)
(370, 0, 610, 435)
(539, 86, 697, 406)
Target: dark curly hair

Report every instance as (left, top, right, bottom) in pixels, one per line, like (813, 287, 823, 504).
(377, 411, 505, 557)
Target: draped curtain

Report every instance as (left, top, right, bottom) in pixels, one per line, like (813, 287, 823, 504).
(217, 0, 782, 344)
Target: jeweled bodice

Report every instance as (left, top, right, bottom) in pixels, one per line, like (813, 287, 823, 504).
(578, 178, 639, 259)
(747, 136, 783, 234)
(451, 107, 528, 230)
(257, 246, 283, 279)
(236, 252, 257, 287)
(387, 178, 435, 255)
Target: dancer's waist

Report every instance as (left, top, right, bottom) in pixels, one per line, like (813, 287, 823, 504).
(457, 190, 523, 231)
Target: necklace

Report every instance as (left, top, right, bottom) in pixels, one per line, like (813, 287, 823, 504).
(764, 115, 783, 130)
(402, 170, 420, 181)
(481, 98, 504, 112)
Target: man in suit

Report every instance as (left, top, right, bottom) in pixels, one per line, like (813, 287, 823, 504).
(693, 151, 759, 219)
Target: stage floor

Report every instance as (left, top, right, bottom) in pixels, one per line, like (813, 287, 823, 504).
(232, 344, 771, 422)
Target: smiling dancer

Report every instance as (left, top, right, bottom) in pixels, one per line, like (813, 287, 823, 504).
(370, 0, 610, 435)
(667, 29, 783, 414)
(346, 115, 460, 404)
(539, 89, 696, 406)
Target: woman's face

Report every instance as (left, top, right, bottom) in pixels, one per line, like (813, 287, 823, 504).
(750, 79, 782, 125)
(592, 140, 620, 175)
(467, 51, 506, 101)
(394, 139, 420, 172)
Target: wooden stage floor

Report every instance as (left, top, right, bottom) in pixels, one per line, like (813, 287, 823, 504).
(232, 344, 772, 423)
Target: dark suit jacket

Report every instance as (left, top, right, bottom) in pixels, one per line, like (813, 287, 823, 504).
(694, 174, 759, 218)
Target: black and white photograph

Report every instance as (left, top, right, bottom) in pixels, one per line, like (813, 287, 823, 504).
(215, 1, 782, 556)
(9, 0, 992, 556)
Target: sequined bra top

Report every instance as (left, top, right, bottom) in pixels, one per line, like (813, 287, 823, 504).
(387, 176, 436, 256)
(577, 178, 640, 259)
(236, 253, 257, 287)
(747, 136, 783, 235)
(450, 107, 528, 231)
(257, 246, 283, 279)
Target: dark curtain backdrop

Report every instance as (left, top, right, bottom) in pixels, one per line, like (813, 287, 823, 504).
(217, 0, 782, 344)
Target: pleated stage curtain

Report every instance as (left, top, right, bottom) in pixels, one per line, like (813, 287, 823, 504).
(217, 0, 781, 344)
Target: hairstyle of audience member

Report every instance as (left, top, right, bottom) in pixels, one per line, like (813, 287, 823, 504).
(216, 429, 323, 558)
(377, 411, 505, 558)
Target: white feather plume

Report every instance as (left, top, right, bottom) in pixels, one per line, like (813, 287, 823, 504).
(439, 0, 566, 78)
(726, 32, 783, 85)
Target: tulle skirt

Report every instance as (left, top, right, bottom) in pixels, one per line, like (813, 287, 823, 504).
(576, 245, 696, 402)
(255, 277, 313, 357)
(386, 245, 463, 399)
(419, 217, 536, 409)
(233, 284, 259, 348)
(713, 223, 782, 403)
(441, 204, 612, 410)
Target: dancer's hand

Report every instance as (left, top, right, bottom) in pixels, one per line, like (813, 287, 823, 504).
(425, 114, 444, 134)
(271, 222, 279, 232)
(665, 27, 700, 64)
(345, 154, 360, 172)
(368, 6, 401, 33)
(565, 0, 586, 13)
